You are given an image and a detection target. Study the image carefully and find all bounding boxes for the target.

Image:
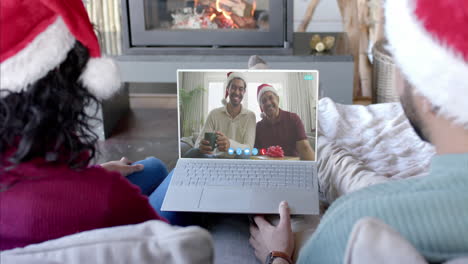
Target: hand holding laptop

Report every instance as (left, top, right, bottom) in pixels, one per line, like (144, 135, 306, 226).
(249, 201, 295, 264)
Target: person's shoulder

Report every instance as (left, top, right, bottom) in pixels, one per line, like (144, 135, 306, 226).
(245, 109, 256, 118)
(256, 117, 267, 128)
(213, 106, 225, 112)
(285, 110, 300, 120)
(278, 109, 299, 121)
(209, 106, 226, 116)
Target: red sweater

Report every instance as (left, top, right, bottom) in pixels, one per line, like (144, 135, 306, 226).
(0, 151, 165, 250)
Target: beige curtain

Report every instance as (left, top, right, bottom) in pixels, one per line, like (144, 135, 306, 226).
(284, 73, 316, 133)
(84, 0, 122, 55)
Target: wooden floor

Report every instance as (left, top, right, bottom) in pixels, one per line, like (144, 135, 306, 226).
(95, 95, 179, 171)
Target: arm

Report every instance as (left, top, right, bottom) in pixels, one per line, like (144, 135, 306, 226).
(100, 157, 144, 176)
(296, 140, 315, 161)
(106, 174, 166, 227)
(229, 112, 257, 150)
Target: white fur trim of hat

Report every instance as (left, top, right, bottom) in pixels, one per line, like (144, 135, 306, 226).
(257, 84, 278, 105)
(385, 0, 468, 128)
(222, 72, 246, 105)
(0, 0, 121, 100)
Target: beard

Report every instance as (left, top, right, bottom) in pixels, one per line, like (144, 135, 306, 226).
(228, 93, 243, 107)
(400, 86, 430, 143)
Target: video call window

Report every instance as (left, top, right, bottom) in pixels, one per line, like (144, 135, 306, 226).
(178, 70, 318, 161)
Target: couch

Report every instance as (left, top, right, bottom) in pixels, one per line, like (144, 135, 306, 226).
(4, 216, 467, 264)
(6, 97, 461, 263)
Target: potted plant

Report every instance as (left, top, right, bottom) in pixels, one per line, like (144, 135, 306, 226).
(179, 86, 206, 138)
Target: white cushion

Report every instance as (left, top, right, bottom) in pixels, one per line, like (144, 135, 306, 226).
(344, 217, 468, 264)
(1, 220, 213, 264)
(344, 217, 427, 264)
(317, 98, 435, 203)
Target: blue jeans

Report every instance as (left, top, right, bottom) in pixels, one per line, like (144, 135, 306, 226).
(126, 157, 198, 226)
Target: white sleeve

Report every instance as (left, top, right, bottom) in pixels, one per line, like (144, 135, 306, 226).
(229, 112, 256, 150)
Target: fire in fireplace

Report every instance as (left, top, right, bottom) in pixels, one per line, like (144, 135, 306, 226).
(122, 0, 292, 54)
(170, 0, 266, 30)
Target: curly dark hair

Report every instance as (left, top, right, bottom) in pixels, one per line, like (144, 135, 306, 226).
(0, 41, 99, 169)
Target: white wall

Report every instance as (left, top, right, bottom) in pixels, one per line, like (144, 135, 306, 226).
(294, 0, 343, 32)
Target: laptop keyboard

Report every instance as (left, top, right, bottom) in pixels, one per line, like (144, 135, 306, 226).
(172, 160, 315, 190)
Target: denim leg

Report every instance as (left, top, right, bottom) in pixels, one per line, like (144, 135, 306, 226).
(126, 157, 169, 196)
(148, 170, 201, 226)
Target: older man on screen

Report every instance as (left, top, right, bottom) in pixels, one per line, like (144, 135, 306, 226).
(254, 84, 315, 161)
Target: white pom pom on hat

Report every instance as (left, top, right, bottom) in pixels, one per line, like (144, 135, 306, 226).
(385, 0, 468, 128)
(0, 0, 121, 100)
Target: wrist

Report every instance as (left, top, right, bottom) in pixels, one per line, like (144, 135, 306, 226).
(265, 251, 293, 264)
(272, 258, 290, 264)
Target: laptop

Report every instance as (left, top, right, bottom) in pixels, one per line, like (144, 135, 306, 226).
(161, 69, 319, 215)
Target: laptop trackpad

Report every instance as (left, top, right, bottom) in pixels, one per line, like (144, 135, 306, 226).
(198, 188, 252, 211)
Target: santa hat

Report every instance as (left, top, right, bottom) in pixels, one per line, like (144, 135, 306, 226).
(385, 0, 468, 128)
(257, 83, 278, 118)
(222, 72, 246, 105)
(0, 0, 120, 100)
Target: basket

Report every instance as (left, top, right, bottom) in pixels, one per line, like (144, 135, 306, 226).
(372, 40, 399, 103)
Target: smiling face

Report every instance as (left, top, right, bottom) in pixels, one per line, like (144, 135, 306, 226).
(228, 78, 246, 107)
(260, 91, 280, 119)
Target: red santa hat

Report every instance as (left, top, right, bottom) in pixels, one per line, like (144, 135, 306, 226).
(257, 83, 278, 118)
(257, 84, 278, 106)
(385, 0, 468, 128)
(0, 0, 120, 100)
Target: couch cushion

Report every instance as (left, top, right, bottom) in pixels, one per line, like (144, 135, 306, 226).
(343, 217, 468, 264)
(1, 220, 213, 264)
(344, 217, 427, 264)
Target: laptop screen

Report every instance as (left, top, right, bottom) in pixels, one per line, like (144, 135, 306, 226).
(177, 70, 318, 162)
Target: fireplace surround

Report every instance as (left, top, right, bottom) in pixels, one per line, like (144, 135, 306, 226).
(121, 0, 293, 55)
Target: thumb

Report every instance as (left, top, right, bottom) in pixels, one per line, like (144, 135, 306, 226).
(278, 201, 291, 227)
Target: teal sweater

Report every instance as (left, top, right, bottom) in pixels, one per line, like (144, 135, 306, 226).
(298, 153, 468, 263)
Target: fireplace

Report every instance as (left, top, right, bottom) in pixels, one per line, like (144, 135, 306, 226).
(121, 0, 293, 54)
